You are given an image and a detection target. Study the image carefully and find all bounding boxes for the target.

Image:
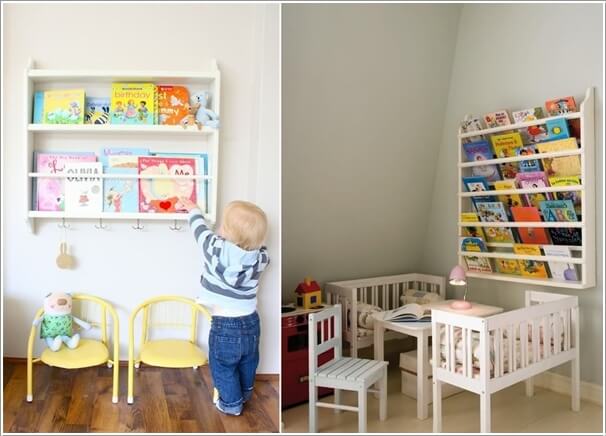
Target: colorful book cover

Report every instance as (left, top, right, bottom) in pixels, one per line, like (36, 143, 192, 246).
(103, 156, 139, 213)
(494, 179, 524, 210)
(64, 162, 103, 214)
(99, 147, 150, 167)
(84, 97, 111, 125)
(138, 156, 197, 213)
(460, 212, 485, 239)
(513, 244, 548, 278)
(491, 132, 524, 179)
(35, 152, 97, 211)
(547, 228, 582, 246)
(539, 199, 577, 222)
(157, 85, 190, 125)
(462, 140, 500, 182)
(33, 91, 44, 123)
(545, 118, 570, 141)
(110, 83, 156, 125)
(517, 146, 542, 172)
(510, 206, 550, 245)
(515, 171, 552, 209)
(542, 245, 579, 281)
(549, 175, 581, 216)
(43, 89, 85, 124)
(460, 236, 487, 252)
(460, 116, 484, 143)
(536, 137, 580, 177)
(483, 110, 511, 128)
(521, 123, 549, 144)
(512, 107, 545, 123)
(460, 237, 492, 273)
(496, 259, 521, 275)
(545, 96, 577, 116)
(475, 201, 515, 243)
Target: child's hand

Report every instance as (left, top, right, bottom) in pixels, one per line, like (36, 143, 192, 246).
(177, 197, 198, 212)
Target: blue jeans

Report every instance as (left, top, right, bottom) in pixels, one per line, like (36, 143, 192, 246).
(209, 311, 260, 415)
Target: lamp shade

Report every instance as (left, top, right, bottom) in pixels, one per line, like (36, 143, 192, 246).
(449, 265, 467, 286)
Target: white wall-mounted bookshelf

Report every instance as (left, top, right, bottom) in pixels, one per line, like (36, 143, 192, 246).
(457, 87, 595, 289)
(24, 59, 221, 233)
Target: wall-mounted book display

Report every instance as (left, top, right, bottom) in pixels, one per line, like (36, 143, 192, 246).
(457, 88, 595, 289)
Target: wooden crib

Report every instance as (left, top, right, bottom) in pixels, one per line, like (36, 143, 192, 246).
(431, 290, 580, 433)
(325, 273, 445, 357)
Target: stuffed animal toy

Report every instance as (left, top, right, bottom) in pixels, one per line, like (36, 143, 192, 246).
(180, 102, 203, 130)
(32, 292, 91, 351)
(191, 92, 220, 129)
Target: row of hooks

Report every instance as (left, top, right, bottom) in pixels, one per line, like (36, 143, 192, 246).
(57, 218, 183, 231)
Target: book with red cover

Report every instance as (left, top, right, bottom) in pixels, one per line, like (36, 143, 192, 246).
(138, 156, 197, 213)
(510, 206, 550, 244)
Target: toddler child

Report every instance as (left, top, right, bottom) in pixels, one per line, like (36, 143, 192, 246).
(179, 198, 270, 416)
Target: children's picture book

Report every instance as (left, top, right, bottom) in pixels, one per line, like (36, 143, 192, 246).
(539, 199, 577, 222)
(521, 123, 549, 144)
(513, 244, 548, 278)
(374, 303, 432, 323)
(138, 156, 197, 213)
(462, 140, 500, 182)
(33, 91, 44, 123)
(545, 118, 570, 141)
(515, 171, 552, 209)
(542, 245, 579, 281)
(512, 107, 545, 123)
(483, 110, 511, 128)
(510, 206, 550, 245)
(547, 228, 582, 246)
(545, 96, 577, 116)
(460, 212, 486, 239)
(84, 97, 111, 125)
(496, 259, 521, 275)
(460, 237, 492, 273)
(157, 85, 190, 125)
(99, 147, 150, 167)
(494, 180, 524, 211)
(549, 175, 581, 216)
(536, 138, 580, 178)
(491, 132, 524, 179)
(517, 145, 542, 172)
(103, 155, 139, 213)
(43, 89, 85, 124)
(475, 201, 515, 243)
(35, 152, 97, 211)
(64, 162, 103, 214)
(110, 83, 156, 125)
(460, 236, 488, 253)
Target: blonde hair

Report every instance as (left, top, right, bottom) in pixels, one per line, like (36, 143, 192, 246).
(220, 201, 268, 250)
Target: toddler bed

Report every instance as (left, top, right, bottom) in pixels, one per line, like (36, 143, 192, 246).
(431, 290, 580, 433)
(325, 273, 445, 357)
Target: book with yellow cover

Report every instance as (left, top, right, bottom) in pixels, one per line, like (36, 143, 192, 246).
(43, 89, 85, 124)
(110, 83, 156, 125)
(513, 244, 548, 278)
(494, 180, 524, 210)
(496, 259, 521, 275)
(549, 175, 581, 215)
(491, 132, 524, 179)
(460, 212, 485, 239)
(536, 138, 580, 177)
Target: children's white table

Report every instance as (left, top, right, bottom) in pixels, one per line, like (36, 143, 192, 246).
(372, 300, 503, 420)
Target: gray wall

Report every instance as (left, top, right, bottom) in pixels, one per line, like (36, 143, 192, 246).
(282, 4, 462, 299)
(421, 3, 603, 385)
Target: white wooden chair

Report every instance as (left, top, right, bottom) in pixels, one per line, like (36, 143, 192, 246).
(308, 304, 389, 433)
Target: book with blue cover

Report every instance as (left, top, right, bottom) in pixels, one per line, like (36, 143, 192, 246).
(540, 199, 581, 246)
(545, 118, 570, 141)
(85, 97, 111, 124)
(462, 175, 495, 209)
(33, 91, 44, 123)
(103, 155, 140, 213)
(99, 147, 150, 167)
(462, 140, 500, 182)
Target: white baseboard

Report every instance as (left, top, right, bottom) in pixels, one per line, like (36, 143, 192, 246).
(533, 371, 603, 406)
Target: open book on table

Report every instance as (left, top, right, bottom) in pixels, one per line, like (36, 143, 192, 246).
(373, 303, 431, 323)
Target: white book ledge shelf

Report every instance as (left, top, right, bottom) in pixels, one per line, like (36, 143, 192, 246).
(24, 59, 221, 233)
(457, 87, 595, 289)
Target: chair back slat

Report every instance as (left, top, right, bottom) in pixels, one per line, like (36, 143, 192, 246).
(309, 305, 342, 375)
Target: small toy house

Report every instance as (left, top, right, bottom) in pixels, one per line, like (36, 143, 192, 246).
(295, 277, 322, 309)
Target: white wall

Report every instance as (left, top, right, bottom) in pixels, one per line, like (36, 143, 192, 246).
(421, 3, 603, 385)
(2, 3, 280, 373)
(282, 4, 462, 299)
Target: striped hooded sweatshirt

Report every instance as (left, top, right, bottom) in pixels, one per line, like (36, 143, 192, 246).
(189, 208, 270, 317)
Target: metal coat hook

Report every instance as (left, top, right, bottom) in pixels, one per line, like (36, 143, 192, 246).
(94, 218, 108, 230)
(132, 219, 144, 230)
(169, 220, 182, 231)
(57, 218, 71, 229)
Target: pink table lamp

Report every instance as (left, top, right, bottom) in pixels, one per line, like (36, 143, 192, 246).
(449, 265, 472, 310)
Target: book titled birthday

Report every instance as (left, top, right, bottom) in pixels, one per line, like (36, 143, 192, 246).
(110, 83, 156, 125)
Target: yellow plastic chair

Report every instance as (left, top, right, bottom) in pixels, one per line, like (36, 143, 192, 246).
(127, 295, 211, 404)
(26, 294, 120, 403)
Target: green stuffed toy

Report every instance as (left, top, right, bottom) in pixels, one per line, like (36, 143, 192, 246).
(32, 292, 91, 351)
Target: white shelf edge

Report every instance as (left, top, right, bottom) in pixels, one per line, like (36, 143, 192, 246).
(459, 112, 581, 139)
(28, 211, 191, 221)
(465, 271, 588, 289)
(459, 251, 583, 264)
(28, 69, 218, 81)
(28, 172, 212, 180)
(485, 242, 583, 252)
(458, 221, 583, 228)
(459, 148, 582, 168)
(28, 124, 217, 135)
(459, 185, 583, 197)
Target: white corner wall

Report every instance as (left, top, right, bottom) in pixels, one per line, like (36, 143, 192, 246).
(1, 3, 280, 373)
(421, 3, 604, 385)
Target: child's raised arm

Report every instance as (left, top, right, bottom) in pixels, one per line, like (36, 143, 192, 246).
(178, 197, 222, 257)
